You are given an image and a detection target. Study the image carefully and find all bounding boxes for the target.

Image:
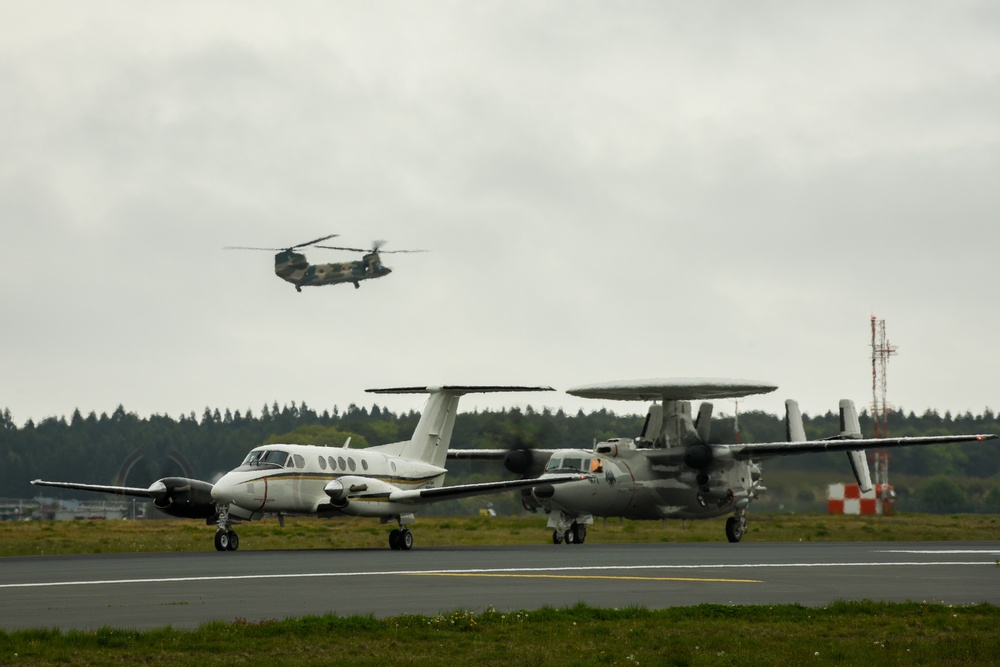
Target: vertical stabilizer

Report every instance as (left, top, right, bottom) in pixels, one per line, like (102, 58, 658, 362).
(365, 386, 553, 469)
(839, 399, 862, 438)
(639, 403, 663, 445)
(785, 399, 806, 442)
(839, 399, 873, 492)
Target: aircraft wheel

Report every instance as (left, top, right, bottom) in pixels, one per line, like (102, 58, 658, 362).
(573, 524, 587, 544)
(400, 529, 414, 551)
(725, 516, 744, 543)
(552, 530, 563, 544)
(564, 528, 576, 544)
(388, 529, 401, 550)
(227, 531, 239, 551)
(214, 531, 229, 552)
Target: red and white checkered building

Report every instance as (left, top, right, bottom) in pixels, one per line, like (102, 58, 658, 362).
(827, 483, 896, 515)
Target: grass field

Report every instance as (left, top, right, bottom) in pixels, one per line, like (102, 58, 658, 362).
(2, 514, 998, 665)
(2, 512, 999, 556)
(1, 602, 998, 666)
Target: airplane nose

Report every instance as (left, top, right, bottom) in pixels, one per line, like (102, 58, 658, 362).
(211, 475, 235, 505)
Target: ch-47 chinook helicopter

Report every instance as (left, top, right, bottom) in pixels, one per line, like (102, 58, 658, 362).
(225, 234, 427, 291)
(449, 378, 997, 545)
(32, 386, 584, 551)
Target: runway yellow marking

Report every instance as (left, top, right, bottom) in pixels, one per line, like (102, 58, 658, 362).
(411, 573, 760, 583)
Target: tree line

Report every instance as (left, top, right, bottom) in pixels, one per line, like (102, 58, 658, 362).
(2, 402, 998, 506)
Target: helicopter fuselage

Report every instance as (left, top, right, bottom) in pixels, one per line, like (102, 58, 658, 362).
(274, 250, 391, 290)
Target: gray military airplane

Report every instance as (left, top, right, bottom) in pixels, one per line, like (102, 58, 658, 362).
(32, 386, 583, 551)
(449, 378, 997, 544)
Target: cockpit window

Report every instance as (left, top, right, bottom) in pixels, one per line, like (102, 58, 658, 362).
(261, 450, 289, 466)
(242, 451, 263, 466)
(545, 457, 594, 472)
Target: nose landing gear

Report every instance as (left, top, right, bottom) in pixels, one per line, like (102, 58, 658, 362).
(214, 507, 240, 551)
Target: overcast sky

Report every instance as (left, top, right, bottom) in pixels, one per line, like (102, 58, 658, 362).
(2, 2, 999, 429)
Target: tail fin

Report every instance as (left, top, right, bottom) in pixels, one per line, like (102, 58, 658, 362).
(839, 399, 873, 493)
(365, 386, 552, 468)
(638, 403, 663, 445)
(785, 399, 806, 442)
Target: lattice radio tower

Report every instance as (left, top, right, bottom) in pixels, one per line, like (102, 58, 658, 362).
(870, 316, 897, 486)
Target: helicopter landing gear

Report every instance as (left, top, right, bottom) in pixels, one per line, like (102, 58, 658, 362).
(214, 507, 239, 551)
(726, 508, 747, 543)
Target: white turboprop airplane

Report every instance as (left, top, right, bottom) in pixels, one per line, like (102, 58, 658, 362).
(31, 386, 584, 551)
(449, 378, 997, 544)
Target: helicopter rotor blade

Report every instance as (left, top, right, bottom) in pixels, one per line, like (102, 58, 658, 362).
(312, 239, 430, 254)
(225, 233, 339, 252)
(290, 233, 339, 250)
(314, 245, 370, 253)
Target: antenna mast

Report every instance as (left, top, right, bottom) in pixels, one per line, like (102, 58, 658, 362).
(870, 316, 897, 486)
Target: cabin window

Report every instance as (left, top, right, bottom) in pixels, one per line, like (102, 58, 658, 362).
(294, 454, 305, 468)
(338, 456, 347, 470)
(328, 456, 337, 470)
(318, 456, 327, 470)
(348, 458, 356, 472)
(361, 459, 369, 471)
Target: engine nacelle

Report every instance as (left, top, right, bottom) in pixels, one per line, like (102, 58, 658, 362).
(149, 477, 217, 519)
(324, 476, 399, 514)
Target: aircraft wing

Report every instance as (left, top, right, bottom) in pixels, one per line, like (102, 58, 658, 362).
(447, 448, 559, 460)
(31, 479, 158, 499)
(447, 448, 508, 460)
(726, 434, 996, 460)
(387, 473, 585, 504)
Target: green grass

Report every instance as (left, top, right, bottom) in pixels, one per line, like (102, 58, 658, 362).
(3, 515, 999, 664)
(2, 513, 999, 556)
(1, 602, 997, 666)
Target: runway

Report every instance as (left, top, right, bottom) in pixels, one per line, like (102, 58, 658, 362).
(1, 541, 998, 631)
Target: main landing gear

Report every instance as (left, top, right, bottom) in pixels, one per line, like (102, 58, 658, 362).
(388, 527, 413, 550)
(214, 506, 240, 551)
(552, 522, 587, 545)
(725, 508, 747, 543)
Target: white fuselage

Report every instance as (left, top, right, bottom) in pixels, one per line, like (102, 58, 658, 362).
(211, 443, 446, 519)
